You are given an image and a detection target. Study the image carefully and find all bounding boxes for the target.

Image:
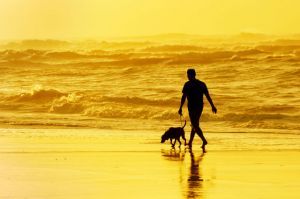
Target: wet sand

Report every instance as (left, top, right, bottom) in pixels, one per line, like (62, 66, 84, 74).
(0, 129, 300, 199)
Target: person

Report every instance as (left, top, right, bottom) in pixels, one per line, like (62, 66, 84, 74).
(178, 68, 217, 149)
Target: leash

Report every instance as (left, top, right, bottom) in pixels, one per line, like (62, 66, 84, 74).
(180, 115, 183, 126)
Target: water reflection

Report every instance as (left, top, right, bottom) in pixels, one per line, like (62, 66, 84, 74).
(187, 150, 204, 198)
(161, 148, 205, 199)
(161, 148, 186, 161)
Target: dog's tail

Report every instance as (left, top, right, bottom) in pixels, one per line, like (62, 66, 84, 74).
(182, 120, 186, 129)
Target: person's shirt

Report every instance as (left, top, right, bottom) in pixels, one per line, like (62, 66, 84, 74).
(182, 79, 208, 110)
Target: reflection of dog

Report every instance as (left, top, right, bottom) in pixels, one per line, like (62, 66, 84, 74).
(161, 120, 187, 147)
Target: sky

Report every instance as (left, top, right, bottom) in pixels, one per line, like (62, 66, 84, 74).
(1, 0, 300, 39)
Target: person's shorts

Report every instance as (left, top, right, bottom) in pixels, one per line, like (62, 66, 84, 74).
(188, 106, 203, 128)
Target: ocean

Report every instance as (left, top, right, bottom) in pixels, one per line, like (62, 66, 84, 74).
(0, 34, 299, 134)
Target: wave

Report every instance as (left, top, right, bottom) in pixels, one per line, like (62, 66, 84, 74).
(3, 88, 299, 120)
(59, 57, 169, 67)
(47, 107, 300, 130)
(45, 51, 91, 59)
(235, 49, 267, 56)
(256, 45, 300, 52)
(230, 120, 300, 130)
(49, 95, 179, 117)
(6, 88, 66, 103)
(82, 106, 178, 120)
(2, 88, 179, 107)
(0, 49, 44, 60)
(141, 45, 209, 52)
(279, 68, 300, 79)
(1, 91, 300, 130)
(49, 93, 85, 114)
(218, 113, 300, 122)
(244, 105, 297, 113)
(100, 96, 178, 107)
(0, 60, 47, 67)
(2, 44, 300, 67)
(165, 48, 274, 65)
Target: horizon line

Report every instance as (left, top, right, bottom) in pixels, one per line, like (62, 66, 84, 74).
(1, 32, 300, 42)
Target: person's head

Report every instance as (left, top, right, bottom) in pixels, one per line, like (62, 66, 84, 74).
(187, 68, 196, 80)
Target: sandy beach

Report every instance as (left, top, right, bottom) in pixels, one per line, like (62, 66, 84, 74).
(1, 128, 299, 199)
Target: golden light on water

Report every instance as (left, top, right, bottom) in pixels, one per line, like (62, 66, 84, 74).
(1, 1, 300, 199)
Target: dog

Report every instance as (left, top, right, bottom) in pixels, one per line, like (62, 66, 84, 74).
(161, 120, 187, 147)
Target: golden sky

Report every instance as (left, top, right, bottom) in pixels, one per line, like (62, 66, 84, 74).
(1, 0, 300, 39)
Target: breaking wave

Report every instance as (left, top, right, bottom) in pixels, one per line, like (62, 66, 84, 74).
(6, 88, 66, 103)
(49, 93, 86, 114)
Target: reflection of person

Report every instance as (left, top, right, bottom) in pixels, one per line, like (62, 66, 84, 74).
(187, 150, 205, 199)
(161, 149, 206, 199)
(178, 69, 217, 149)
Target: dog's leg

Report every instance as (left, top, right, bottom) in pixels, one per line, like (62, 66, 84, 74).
(182, 134, 187, 146)
(172, 139, 176, 147)
(170, 139, 176, 148)
(178, 138, 181, 147)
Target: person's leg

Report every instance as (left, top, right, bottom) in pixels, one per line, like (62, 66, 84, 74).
(193, 106, 207, 147)
(188, 127, 195, 146)
(188, 111, 197, 146)
(194, 126, 207, 145)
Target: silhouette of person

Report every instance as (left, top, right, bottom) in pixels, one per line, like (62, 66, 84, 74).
(178, 68, 217, 149)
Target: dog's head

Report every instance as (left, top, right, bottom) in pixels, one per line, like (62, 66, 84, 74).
(161, 130, 170, 143)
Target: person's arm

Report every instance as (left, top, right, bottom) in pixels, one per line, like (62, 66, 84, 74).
(204, 86, 217, 114)
(178, 93, 186, 116)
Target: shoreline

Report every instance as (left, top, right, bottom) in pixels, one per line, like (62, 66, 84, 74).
(1, 128, 299, 153)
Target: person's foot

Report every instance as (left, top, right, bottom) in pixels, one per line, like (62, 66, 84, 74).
(201, 146, 206, 153)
